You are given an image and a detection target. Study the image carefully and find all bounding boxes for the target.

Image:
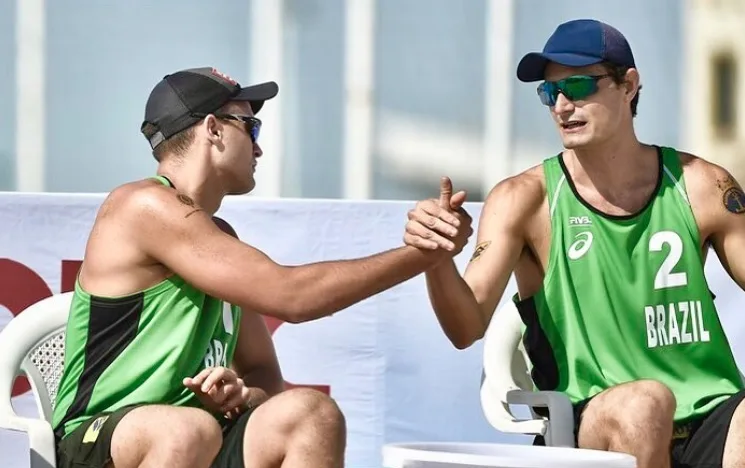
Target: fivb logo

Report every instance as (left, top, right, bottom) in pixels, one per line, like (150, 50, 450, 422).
(568, 215, 592, 226)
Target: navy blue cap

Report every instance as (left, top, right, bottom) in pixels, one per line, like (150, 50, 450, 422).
(516, 19, 636, 82)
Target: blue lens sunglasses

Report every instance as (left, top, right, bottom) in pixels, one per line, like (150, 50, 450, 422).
(537, 74, 611, 107)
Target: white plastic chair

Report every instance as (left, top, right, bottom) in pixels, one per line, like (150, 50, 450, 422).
(382, 442, 637, 467)
(480, 301, 575, 447)
(0, 292, 73, 468)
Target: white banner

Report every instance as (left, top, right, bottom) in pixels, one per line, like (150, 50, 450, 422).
(1, 193, 745, 467)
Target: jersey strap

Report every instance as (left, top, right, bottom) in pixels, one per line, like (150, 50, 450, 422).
(151, 175, 173, 188)
(542, 154, 566, 220)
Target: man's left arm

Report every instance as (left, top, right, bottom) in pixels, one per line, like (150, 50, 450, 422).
(231, 308, 285, 397)
(693, 162, 745, 289)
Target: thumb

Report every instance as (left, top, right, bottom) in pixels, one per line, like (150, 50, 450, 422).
(450, 190, 467, 210)
(439, 176, 453, 210)
(183, 378, 198, 390)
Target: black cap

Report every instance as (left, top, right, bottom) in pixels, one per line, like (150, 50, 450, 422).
(516, 19, 636, 83)
(141, 67, 279, 149)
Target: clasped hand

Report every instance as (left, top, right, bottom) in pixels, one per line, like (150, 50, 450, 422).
(404, 176, 473, 255)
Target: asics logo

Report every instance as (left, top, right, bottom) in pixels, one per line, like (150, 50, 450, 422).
(568, 231, 593, 260)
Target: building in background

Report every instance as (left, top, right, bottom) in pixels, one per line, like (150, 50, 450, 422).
(684, 0, 745, 180)
(1, 0, 707, 201)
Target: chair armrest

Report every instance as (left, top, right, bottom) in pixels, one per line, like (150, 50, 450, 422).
(480, 372, 548, 436)
(0, 412, 56, 468)
(506, 390, 575, 447)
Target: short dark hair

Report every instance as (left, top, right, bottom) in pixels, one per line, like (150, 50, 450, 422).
(141, 122, 196, 162)
(603, 62, 641, 118)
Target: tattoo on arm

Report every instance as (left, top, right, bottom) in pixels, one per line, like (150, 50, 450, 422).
(177, 193, 203, 218)
(469, 241, 492, 262)
(717, 176, 745, 214)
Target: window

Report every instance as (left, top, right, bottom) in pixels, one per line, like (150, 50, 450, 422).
(711, 53, 738, 140)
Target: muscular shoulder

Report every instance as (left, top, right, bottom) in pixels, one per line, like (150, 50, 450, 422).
(679, 151, 745, 239)
(87, 179, 223, 264)
(680, 152, 740, 200)
(100, 179, 203, 226)
(679, 152, 742, 208)
(482, 164, 546, 226)
(105, 181, 235, 236)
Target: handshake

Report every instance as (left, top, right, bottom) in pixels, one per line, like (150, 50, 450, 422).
(404, 176, 474, 257)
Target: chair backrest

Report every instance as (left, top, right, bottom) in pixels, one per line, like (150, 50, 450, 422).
(0, 293, 72, 422)
(480, 300, 547, 435)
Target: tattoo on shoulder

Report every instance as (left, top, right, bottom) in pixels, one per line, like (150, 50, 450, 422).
(176, 193, 203, 218)
(717, 175, 745, 214)
(469, 241, 492, 262)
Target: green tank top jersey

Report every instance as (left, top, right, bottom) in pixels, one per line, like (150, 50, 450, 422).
(515, 146, 743, 423)
(52, 176, 242, 439)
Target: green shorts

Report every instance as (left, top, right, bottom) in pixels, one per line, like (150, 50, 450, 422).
(55, 405, 254, 468)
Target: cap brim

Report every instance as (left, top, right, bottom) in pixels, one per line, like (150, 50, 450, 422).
(233, 81, 279, 114)
(516, 52, 603, 82)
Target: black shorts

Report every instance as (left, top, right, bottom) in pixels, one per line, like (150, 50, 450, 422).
(534, 389, 745, 467)
(55, 405, 254, 468)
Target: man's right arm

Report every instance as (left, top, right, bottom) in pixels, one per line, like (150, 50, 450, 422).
(425, 174, 541, 349)
(127, 185, 464, 324)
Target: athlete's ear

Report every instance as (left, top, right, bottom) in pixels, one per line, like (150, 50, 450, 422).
(623, 68, 641, 103)
(203, 115, 222, 144)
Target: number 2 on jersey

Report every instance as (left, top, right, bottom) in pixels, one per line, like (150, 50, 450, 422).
(649, 231, 688, 289)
